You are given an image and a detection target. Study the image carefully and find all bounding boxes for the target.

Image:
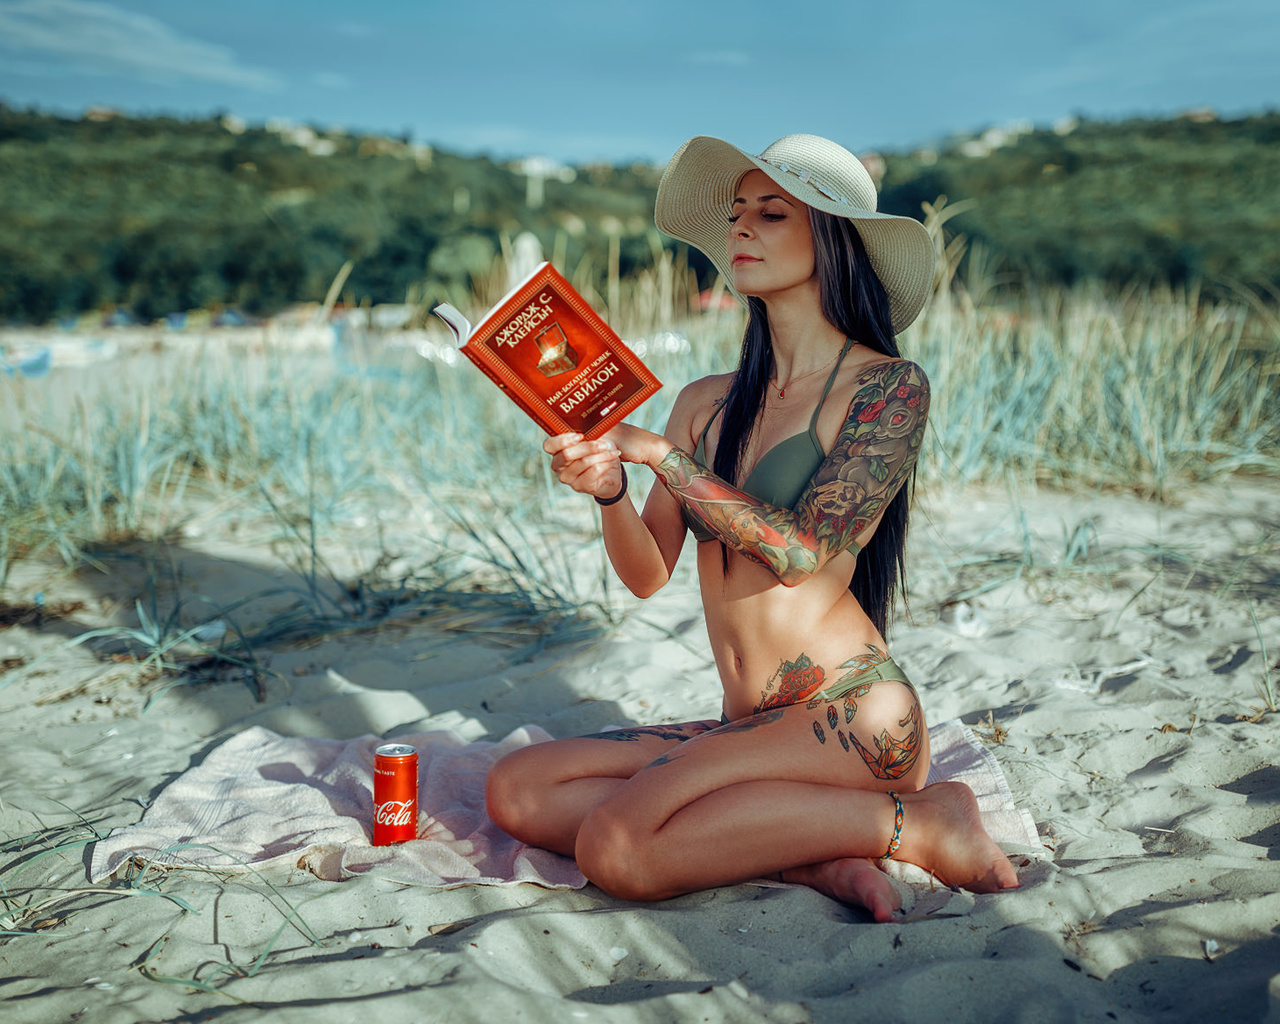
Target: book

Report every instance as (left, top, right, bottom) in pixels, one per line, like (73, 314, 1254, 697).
(432, 263, 661, 440)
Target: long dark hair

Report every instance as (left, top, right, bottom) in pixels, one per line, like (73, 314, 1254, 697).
(711, 208, 914, 637)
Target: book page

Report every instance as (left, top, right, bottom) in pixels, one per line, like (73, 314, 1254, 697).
(433, 261, 552, 342)
(431, 303, 473, 343)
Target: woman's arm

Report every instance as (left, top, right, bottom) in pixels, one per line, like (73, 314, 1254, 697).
(650, 360, 930, 587)
(597, 477, 684, 598)
(546, 379, 719, 598)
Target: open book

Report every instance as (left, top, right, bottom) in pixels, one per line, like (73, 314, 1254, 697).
(433, 263, 661, 439)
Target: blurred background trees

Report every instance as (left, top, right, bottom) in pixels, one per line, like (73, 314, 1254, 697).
(877, 113, 1280, 290)
(1, 103, 1276, 324)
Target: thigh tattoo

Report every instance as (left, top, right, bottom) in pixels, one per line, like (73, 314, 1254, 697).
(758, 645, 923, 780)
(581, 722, 716, 743)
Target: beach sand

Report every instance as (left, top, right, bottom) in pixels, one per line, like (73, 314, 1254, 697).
(1, 478, 1277, 1023)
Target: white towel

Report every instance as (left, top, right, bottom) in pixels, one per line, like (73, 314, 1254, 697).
(89, 720, 1040, 889)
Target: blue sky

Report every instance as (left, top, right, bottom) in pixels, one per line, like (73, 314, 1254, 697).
(1, 0, 1277, 164)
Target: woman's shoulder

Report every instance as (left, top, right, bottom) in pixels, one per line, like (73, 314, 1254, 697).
(666, 372, 734, 448)
(827, 356, 931, 434)
(671, 372, 735, 420)
(676, 371, 735, 403)
(844, 354, 930, 393)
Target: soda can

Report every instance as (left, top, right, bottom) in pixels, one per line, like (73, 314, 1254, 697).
(373, 743, 419, 845)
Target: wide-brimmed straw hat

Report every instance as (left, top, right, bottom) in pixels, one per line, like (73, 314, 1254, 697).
(655, 134, 935, 333)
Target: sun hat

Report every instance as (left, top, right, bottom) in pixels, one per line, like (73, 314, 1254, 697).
(655, 134, 935, 333)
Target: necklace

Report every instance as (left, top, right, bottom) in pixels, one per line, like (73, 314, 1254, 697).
(768, 352, 839, 400)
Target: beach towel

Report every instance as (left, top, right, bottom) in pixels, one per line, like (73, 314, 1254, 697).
(88, 720, 1041, 890)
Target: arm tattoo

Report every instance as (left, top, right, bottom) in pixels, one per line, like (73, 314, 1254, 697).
(656, 361, 930, 584)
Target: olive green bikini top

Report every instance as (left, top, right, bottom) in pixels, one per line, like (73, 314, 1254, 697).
(682, 339, 855, 545)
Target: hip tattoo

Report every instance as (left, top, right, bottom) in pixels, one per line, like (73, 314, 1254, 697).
(758, 644, 922, 780)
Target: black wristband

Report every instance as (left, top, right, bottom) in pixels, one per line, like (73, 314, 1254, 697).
(594, 466, 628, 506)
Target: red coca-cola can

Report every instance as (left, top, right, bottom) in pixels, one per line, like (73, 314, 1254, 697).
(373, 743, 419, 845)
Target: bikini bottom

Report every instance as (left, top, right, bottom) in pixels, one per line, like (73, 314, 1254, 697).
(721, 655, 915, 724)
(803, 656, 915, 705)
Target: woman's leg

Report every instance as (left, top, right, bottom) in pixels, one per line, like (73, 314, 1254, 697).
(485, 718, 906, 920)
(572, 682, 1019, 902)
(485, 720, 719, 856)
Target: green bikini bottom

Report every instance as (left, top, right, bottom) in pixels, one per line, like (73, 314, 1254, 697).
(804, 656, 915, 703)
(721, 655, 915, 723)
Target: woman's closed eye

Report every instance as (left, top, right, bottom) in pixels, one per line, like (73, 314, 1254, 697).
(727, 212, 786, 224)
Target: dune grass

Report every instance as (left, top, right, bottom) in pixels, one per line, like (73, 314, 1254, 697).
(913, 280, 1278, 495)
(0, 234, 1276, 698)
(1, 805, 331, 1003)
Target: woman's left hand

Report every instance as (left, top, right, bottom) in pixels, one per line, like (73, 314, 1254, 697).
(601, 422, 673, 469)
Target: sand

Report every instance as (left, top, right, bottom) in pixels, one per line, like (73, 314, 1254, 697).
(1, 477, 1278, 1023)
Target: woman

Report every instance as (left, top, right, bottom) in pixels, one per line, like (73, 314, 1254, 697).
(486, 134, 1018, 921)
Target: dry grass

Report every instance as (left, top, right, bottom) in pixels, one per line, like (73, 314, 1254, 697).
(0, 218, 1276, 702)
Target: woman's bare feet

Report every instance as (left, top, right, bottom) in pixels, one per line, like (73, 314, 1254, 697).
(900, 781, 1021, 892)
(781, 858, 902, 923)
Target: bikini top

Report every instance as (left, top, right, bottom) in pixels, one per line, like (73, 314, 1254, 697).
(682, 338, 855, 546)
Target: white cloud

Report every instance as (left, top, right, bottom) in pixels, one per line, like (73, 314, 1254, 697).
(0, 0, 283, 90)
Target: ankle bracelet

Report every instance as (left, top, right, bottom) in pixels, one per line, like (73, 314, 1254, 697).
(883, 791, 903, 859)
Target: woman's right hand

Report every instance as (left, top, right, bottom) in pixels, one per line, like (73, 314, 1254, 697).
(543, 433, 624, 500)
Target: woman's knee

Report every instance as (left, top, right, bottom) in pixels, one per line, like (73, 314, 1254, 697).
(574, 803, 665, 902)
(484, 746, 543, 840)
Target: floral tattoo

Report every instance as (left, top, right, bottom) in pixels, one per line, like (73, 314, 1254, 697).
(657, 360, 929, 584)
(757, 653, 827, 712)
(807, 643, 894, 721)
(755, 644, 893, 715)
(751, 644, 922, 780)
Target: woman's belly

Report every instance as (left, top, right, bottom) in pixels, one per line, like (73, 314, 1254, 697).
(697, 546, 889, 719)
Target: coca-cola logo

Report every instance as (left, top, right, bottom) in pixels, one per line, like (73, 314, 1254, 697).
(374, 800, 415, 826)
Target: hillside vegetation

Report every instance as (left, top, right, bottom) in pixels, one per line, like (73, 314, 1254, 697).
(1, 104, 1277, 323)
(878, 113, 1280, 291)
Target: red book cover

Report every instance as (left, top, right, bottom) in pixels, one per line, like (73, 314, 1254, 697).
(433, 263, 661, 439)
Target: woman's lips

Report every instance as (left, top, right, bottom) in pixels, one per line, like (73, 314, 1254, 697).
(731, 255, 761, 265)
